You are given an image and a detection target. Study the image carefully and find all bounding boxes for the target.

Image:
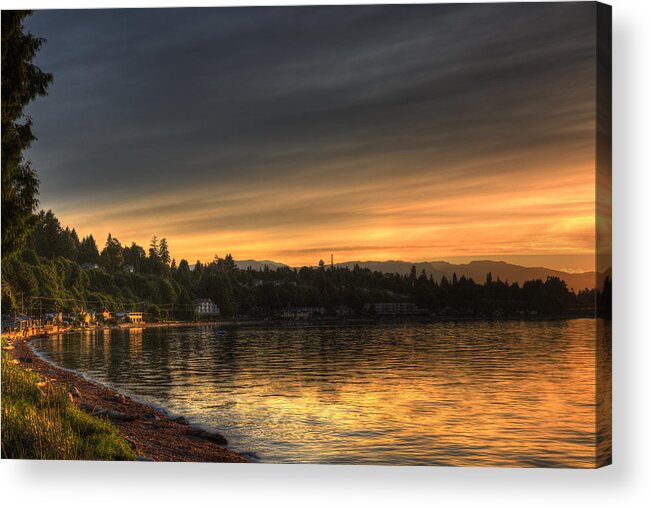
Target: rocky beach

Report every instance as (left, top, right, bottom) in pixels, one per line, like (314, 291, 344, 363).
(3, 335, 248, 463)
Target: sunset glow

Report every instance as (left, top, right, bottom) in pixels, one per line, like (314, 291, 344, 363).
(47, 158, 597, 270)
(25, 4, 599, 271)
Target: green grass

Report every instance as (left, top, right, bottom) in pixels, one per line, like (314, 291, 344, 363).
(1, 350, 136, 460)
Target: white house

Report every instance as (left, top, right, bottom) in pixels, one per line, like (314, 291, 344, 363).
(193, 298, 221, 317)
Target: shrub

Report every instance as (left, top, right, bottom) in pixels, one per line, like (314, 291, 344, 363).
(1, 352, 135, 460)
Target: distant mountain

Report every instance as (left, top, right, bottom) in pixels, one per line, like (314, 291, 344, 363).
(234, 259, 288, 271)
(335, 260, 601, 291)
(204, 258, 603, 291)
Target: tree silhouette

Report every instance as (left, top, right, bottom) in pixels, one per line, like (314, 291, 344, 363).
(3, 208, 609, 321)
(2, 11, 53, 256)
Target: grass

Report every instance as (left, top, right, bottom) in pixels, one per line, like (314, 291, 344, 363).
(1, 347, 136, 460)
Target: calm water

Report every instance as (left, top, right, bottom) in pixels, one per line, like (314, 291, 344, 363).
(31, 319, 611, 467)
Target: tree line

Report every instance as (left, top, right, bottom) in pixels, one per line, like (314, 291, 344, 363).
(1, 210, 611, 320)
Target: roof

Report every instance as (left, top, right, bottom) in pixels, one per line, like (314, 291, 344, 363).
(193, 298, 215, 304)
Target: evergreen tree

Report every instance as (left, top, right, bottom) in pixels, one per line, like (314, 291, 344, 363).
(158, 237, 171, 266)
(29, 209, 60, 257)
(148, 235, 162, 273)
(100, 233, 123, 270)
(78, 234, 100, 264)
(149, 235, 159, 259)
(123, 241, 146, 272)
(223, 253, 236, 272)
(2, 11, 53, 257)
(58, 226, 79, 260)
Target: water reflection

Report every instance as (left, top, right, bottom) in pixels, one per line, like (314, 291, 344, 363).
(32, 319, 610, 467)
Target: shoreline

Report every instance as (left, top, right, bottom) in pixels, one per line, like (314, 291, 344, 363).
(15, 313, 599, 345)
(7, 315, 598, 461)
(49, 312, 599, 333)
(3, 335, 248, 463)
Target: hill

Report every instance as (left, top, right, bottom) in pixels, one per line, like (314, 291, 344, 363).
(234, 259, 288, 271)
(335, 260, 600, 291)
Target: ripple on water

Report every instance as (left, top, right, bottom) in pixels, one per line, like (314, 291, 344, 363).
(31, 319, 610, 467)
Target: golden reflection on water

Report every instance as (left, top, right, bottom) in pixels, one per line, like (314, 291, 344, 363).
(34, 319, 609, 467)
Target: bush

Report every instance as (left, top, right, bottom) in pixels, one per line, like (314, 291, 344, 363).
(147, 304, 161, 320)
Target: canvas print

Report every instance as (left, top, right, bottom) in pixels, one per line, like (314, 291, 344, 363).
(1, 2, 611, 467)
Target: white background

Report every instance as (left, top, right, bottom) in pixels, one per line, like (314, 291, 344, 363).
(1, 0, 649, 506)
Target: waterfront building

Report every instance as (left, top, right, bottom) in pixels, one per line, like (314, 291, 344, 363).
(193, 298, 221, 317)
(114, 311, 144, 323)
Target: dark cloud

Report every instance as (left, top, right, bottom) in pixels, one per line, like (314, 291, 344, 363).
(22, 3, 598, 267)
(25, 3, 595, 199)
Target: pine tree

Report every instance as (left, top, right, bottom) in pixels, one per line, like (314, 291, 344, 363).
(2, 11, 53, 256)
(158, 237, 171, 266)
(79, 234, 100, 264)
(100, 233, 123, 270)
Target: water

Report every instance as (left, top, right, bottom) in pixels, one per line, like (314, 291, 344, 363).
(31, 319, 611, 467)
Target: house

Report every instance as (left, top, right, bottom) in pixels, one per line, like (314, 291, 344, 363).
(2, 315, 32, 333)
(114, 311, 144, 323)
(1, 315, 47, 336)
(82, 262, 100, 270)
(123, 264, 135, 273)
(92, 308, 112, 321)
(193, 298, 221, 317)
(79, 310, 92, 325)
(44, 311, 63, 324)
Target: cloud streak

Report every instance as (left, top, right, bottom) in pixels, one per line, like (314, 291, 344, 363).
(24, 3, 598, 269)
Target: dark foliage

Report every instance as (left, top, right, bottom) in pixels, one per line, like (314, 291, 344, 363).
(2, 211, 607, 321)
(1, 11, 53, 257)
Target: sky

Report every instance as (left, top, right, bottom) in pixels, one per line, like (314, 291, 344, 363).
(24, 3, 599, 272)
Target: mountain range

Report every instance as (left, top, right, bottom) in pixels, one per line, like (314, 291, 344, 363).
(232, 259, 605, 291)
(234, 259, 289, 271)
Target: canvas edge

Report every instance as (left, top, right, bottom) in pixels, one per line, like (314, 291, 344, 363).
(595, 0, 612, 469)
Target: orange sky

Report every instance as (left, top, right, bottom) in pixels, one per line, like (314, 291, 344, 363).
(49, 148, 597, 272)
